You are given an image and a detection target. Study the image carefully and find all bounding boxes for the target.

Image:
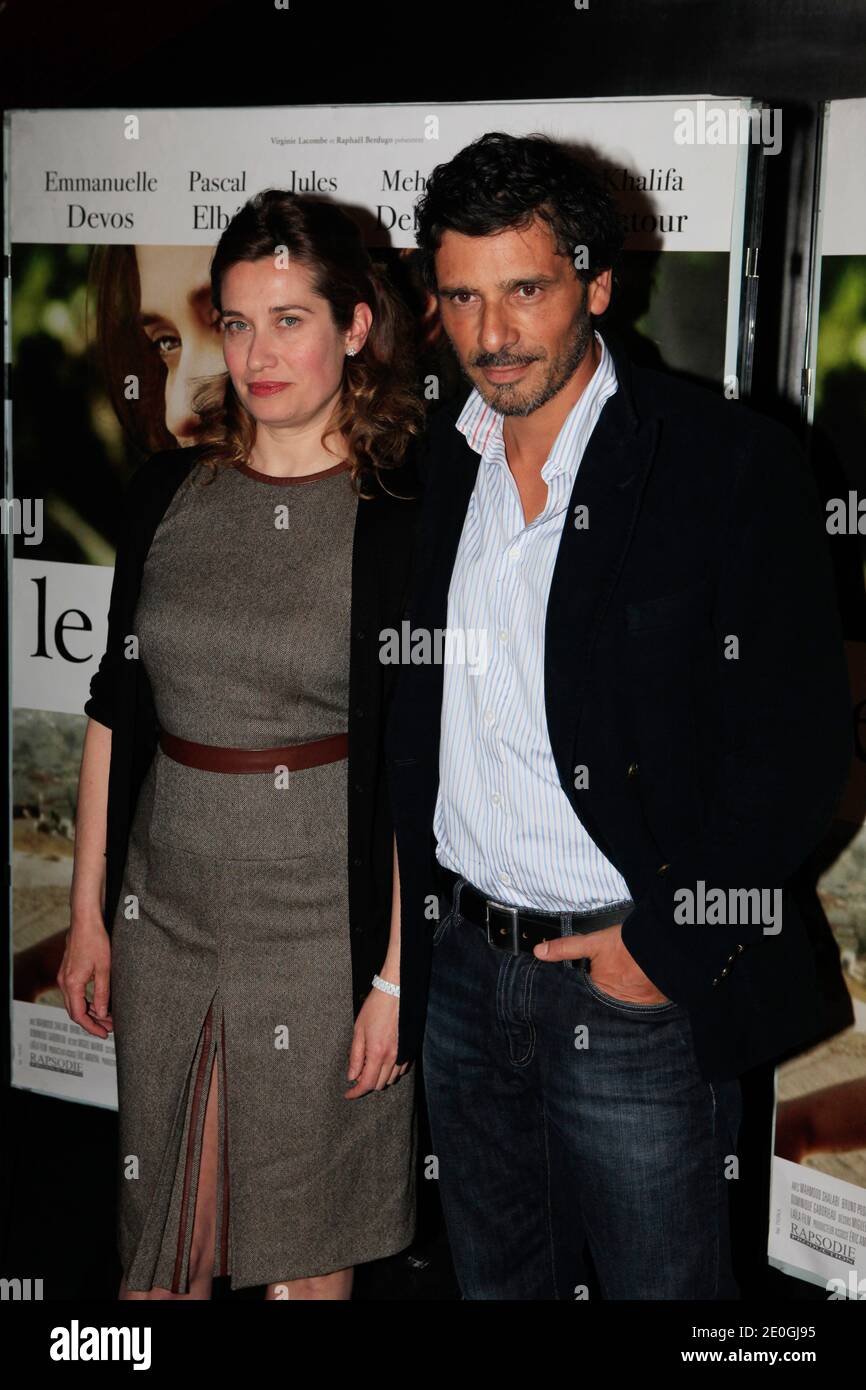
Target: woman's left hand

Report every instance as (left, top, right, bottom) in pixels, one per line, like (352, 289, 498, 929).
(344, 985, 411, 1099)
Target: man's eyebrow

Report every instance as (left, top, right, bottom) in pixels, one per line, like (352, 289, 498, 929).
(219, 303, 314, 316)
(438, 273, 559, 296)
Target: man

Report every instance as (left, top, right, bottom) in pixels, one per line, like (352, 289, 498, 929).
(384, 132, 853, 1300)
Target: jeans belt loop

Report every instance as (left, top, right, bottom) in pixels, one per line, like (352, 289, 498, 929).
(485, 899, 521, 953)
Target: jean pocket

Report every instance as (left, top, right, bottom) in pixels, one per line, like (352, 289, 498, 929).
(432, 908, 455, 947)
(578, 958, 678, 1014)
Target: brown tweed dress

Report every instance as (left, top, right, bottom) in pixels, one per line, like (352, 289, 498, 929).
(109, 455, 416, 1293)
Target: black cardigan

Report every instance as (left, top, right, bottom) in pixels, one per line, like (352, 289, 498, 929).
(85, 444, 422, 1043)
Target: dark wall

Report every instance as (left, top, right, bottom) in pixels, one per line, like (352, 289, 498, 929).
(2, 0, 865, 110)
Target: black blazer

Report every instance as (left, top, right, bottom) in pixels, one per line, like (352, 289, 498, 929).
(85, 444, 421, 1023)
(385, 330, 855, 1082)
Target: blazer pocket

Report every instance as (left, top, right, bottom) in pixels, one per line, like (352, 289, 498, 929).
(625, 578, 711, 634)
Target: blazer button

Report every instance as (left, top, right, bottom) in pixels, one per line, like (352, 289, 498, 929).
(352, 856, 362, 868)
(353, 782, 364, 794)
(354, 707, 364, 718)
(657, 862, 670, 876)
(355, 628, 366, 640)
(626, 761, 639, 778)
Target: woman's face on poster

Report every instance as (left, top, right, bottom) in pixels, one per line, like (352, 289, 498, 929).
(135, 245, 225, 445)
(218, 257, 370, 434)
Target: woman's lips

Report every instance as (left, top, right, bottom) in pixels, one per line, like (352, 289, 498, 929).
(248, 382, 289, 396)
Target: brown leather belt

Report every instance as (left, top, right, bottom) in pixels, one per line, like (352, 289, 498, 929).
(158, 729, 349, 773)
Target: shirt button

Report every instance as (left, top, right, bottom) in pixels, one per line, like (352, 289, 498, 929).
(500, 871, 512, 886)
(491, 792, 501, 806)
(484, 709, 496, 725)
(498, 630, 508, 643)
(508, 548, 520, 562)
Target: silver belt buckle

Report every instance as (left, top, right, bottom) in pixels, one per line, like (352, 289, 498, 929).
(485, 898, 520, 953)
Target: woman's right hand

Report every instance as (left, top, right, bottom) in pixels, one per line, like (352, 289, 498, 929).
(57, 914, 113, 1038)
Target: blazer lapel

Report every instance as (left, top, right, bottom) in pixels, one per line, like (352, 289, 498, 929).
(402, 425, 480, 771)
(426, 447, 480, 633)
(544, 336, 660, 795)
(403, 335, 658, 792)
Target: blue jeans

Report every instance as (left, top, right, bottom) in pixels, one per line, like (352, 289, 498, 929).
(422, 876, 742, 1300)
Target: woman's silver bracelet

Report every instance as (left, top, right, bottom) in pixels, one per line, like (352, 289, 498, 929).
(372, 974, 400, 998)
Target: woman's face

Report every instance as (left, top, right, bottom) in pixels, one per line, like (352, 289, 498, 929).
(136, 245, 225, 445)
(218, 256, 369, 435)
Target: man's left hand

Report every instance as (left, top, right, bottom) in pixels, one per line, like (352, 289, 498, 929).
(533, 923, 671, 1005)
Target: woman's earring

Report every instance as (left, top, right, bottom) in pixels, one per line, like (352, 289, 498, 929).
(345, 346, 357, 356)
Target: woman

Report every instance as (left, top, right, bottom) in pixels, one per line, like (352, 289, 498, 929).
(58, 189, 425, 1300)
(92, 242, 229, 454)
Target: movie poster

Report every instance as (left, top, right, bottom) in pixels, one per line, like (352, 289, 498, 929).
(768, 96, 866, 1296)
(5, 97, 751, 1106)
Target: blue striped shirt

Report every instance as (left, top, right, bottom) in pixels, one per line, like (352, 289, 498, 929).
(432, 329, 633, 910)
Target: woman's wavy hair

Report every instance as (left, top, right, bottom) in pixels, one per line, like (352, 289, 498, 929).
(414, 131, 624, 296)
(192, 190, 424, 494)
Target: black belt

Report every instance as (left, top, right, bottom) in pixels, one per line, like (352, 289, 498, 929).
(437, 866, 633, 955)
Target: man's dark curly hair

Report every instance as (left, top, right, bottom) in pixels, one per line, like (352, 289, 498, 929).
(415, 131, 624, 294)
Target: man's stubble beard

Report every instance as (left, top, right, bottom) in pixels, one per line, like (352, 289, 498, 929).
(451, 304, 595, 418)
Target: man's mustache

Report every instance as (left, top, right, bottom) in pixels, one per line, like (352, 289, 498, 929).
(470, 353, 544, 368)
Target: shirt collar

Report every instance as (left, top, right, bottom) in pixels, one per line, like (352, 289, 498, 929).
(455, 329, 618, 482)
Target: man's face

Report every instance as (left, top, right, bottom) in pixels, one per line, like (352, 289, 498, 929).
(434, 216, 611, 416)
